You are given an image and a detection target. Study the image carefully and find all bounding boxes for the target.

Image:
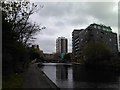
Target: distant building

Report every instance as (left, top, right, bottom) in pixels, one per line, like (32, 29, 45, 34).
(32, 45, 39, 49)
(56, 37, 68, 54)
(43, 53, 54, 60)
(72, 23, 118, 61)
(43, 53, 59, 62)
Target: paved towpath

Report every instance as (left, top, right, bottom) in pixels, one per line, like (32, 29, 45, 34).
(22, 63, 59, 89)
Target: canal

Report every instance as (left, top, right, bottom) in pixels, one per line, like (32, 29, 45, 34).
(39, 63, 120, 89)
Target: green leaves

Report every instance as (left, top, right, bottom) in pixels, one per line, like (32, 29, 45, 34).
(82, 42, 112, 65)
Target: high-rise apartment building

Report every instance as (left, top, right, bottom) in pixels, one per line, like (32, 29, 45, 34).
(72, 29, 83, 60)
(72, 23, 118, 60)
(56, 37, 68, 54)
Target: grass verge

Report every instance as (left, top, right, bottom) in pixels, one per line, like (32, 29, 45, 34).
(2, 73, 24, 88)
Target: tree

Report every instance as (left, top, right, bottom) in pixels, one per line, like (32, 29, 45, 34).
(29, 47, 40, 60)
(2, 1, 45, 77)
(82, 42, 112, 65)
(63, 53, 71, 62)
(2, 2, 46, 45)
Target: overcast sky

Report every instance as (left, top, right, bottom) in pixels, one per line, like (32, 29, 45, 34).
(29, 1, 118, 53)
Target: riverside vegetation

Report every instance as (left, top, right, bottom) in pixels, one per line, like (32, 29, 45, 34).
(2, 2, 45, 88)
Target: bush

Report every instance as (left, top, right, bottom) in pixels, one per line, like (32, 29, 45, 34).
(2, 73, 23, 88)
(82, 42, 112, 65)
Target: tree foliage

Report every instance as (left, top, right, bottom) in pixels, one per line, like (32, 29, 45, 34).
(2, 1, 45, 77)
(29, 47, 40, 60)
(63, 53, 71, 62)
(2, 1, 45, 45)
(82, 42, 112, 65)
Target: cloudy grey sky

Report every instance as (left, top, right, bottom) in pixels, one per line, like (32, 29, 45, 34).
(29, 1, 118, 53)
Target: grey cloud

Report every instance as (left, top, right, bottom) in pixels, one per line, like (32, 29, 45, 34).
(86, 2, 118, 27)
(38, 2, 73, 17)
(30, 2, 118, 53)
(37, 2, 118, 27)
(67, 2, 118, 28)
(55, 21, 65, 27)
(35, 36, 56, 53)
(118, 2, 120, 32)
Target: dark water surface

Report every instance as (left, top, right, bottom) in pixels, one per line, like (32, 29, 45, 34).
(39, 63, 120, 89)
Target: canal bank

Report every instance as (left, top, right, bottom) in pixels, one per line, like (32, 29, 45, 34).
(22, 63, 59, 89)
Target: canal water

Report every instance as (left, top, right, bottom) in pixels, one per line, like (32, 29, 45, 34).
(39, 63, 120, 89)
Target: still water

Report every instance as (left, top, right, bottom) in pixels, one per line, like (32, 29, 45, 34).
(39, 63, 120, 89)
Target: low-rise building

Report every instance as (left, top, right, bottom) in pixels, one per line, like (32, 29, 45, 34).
(43, 53, 54, 60)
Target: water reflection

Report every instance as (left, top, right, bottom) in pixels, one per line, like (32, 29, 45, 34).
(40, 63, 120, 89)
(56, 65, 68, 80)
(72, 64, 120, 89)
(73, 65, 119, 82)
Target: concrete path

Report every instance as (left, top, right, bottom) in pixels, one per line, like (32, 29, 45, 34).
(22, 63, 59, 89)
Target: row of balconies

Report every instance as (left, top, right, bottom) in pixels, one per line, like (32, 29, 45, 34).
(91, 24, 112, 32)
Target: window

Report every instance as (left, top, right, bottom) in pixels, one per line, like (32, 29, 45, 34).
(101, 31, 104, 34)
(98, 26, 101, 29)
(85, 31, 88, 35)
(109, 38, 112, 42)
(88, 29, 92, 31)
(90, 34, 94, 37)
(94, 25, 96, 28)
(106, 28, 110, 31)
(75, 38, 79, 41)
(103, 27, 106, 30)
(81, 39, 83, 41)
(105, 28, 107, 31)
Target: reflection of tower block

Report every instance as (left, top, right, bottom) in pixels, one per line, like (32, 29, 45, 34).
(56, 65, 68, 80)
